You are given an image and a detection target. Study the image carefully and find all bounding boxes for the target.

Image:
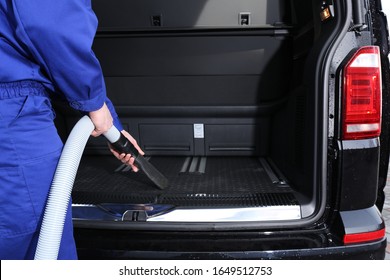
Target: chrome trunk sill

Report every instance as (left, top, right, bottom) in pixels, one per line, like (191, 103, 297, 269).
(72, 204, 301, 222)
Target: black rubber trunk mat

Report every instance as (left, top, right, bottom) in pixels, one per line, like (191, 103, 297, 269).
(72, 156, 298, 207)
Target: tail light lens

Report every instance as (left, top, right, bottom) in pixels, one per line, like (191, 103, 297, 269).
(343, 228, 385, 244)
(342, 46, 382, 140)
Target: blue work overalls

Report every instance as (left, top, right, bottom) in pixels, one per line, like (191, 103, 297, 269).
(0, 0, 122, 259)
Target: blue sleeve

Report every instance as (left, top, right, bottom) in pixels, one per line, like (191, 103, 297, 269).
(12, 0, 121, 127)
(105, 97, 124, 131)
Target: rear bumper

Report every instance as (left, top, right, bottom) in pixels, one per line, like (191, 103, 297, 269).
(74, 227, 386, 260)
(73, 204, 386, 260)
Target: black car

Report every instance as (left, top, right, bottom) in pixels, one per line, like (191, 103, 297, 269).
(53, 0, 389, 259)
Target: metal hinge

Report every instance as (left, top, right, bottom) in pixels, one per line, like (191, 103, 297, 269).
(350, 0, 369, 32)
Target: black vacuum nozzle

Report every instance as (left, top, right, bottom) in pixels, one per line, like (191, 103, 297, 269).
(110, 133, 169, 190)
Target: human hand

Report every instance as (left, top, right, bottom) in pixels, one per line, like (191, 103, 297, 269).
(109, 130, 145, 172)
(88, 102, 113, 137)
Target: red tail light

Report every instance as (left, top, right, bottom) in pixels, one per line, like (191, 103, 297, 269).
(342, 46, 382, 140)
(343, 228, 385, 244)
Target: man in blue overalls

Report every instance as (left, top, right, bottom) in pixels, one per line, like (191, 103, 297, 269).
(0, 0, 143, 259)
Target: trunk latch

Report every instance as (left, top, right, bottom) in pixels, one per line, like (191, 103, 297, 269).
(122, 210, 148, 222)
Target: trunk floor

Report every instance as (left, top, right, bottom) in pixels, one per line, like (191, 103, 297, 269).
(73, 156, 298, 207)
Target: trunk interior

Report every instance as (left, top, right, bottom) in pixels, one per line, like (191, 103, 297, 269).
(54, 0, 329, 224)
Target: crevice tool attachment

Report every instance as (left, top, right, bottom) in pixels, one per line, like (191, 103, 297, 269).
(104, 127, 169, 190)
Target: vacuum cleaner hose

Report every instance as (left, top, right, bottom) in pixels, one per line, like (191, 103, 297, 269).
(34, 115, 120, 259)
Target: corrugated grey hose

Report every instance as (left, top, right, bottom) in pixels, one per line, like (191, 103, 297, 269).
(34, 115, 120, 260)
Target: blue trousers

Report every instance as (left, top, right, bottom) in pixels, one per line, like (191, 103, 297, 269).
(0, 81, 77, 259)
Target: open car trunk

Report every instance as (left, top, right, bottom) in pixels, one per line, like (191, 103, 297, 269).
(73, 156, 301, 222)
(54, 0, 343, 228)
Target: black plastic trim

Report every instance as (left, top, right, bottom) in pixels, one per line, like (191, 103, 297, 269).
(96, 27, 293, 38)
(114, 104, 286, 118)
